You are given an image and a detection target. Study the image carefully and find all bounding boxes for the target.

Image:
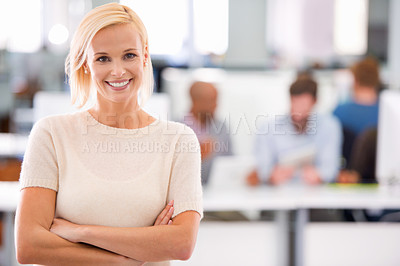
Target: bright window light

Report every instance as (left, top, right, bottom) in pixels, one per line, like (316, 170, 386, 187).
(0, 5, 10, 49)
(334, 0, 368, 55)
(0, 0, 42, 53)
(121, 0, 188, 55)
(193, 0, 229, 55)
(48, 24, 69, 45)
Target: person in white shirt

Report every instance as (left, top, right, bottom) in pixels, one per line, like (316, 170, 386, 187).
(15, 3, 203, 265)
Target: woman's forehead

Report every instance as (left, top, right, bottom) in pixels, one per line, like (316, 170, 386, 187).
(89, 24, 143, 54)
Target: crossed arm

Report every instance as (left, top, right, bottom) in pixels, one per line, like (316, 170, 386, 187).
(15, 187, 200, 265)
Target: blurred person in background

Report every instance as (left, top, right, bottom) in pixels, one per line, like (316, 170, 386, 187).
(334, 57, 381, 183)
(183, 81, 232, 186)
(247, 75, 342, 186)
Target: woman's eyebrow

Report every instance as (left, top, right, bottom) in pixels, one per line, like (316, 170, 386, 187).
(124, 48, 140, 52)
(94, 52, 108, 56)
(94, 48, 140, 56)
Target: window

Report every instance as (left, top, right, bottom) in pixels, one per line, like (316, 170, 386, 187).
(334, 0, 368, 55)
(193, 0, 229, 55)
(121, 0, 229, 58)
(121, 0, 189, 55)
(0, 0, 42, 53)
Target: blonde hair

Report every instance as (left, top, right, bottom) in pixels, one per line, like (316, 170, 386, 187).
(65, 3, 154, 108)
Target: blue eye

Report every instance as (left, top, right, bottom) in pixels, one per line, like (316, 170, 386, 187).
(125, 53, 137, 59)
(97, 56, 109, 62)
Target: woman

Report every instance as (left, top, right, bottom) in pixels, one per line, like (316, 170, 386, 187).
(15, 3, 203, 265)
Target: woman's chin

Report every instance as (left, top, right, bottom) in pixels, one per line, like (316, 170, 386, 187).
(108, 94, 138, 105)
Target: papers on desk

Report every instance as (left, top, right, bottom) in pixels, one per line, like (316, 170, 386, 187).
(207, 156, 255, 189)
(278, 144, 316, 168)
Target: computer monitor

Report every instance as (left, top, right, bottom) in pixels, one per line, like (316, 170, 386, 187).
(376, 90, 400, 186)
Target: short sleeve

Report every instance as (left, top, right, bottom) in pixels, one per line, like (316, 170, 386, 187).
(19, 118, 59, 191)
(168, 127, 203, 219)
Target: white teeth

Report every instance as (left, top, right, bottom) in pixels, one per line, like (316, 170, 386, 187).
(108, 80, 129, 87)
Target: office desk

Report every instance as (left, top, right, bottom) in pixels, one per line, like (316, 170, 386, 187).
(0, 133, 26, 266)
(203, 184, 400, 266)
(295, 184, 400, 266)
(204, 185, 297, 266)
(2, 182, 400, 266)
(204, 184, 400, 210)
(0, 182, 20, 266)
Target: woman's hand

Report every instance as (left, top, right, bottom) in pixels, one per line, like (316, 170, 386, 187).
(154, 200, 174, 226)
(51, 199, 175, 243)
(50, 218, 82, 243)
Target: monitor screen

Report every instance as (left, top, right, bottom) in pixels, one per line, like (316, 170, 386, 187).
(376, 90, 400, 186)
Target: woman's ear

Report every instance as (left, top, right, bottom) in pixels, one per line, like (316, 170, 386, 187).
(143, 44, 149, 67)
(83, 62, 89, 74)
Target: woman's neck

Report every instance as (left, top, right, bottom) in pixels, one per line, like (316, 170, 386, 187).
(89, 101, 155, 129)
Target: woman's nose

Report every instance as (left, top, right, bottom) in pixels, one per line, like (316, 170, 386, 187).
(111, 61, 126, 77)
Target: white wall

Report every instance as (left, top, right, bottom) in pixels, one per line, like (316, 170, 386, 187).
(162, 68, 350, 156)
(388, 0, 400, 90)
(224, 0, 268, 68)
(305, 223, 400, 266)
(171, 221, 278, 266)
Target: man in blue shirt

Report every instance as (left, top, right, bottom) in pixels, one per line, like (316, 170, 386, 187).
(333, 57, 380, 173)
(247, 76, 342, 186)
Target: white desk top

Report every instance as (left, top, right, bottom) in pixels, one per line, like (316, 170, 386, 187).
(205, 155, 400, 211)
(203, 184, 400, 211)
(295, 185, 400, 209)
(1, 182, 400, 213)
(203, 185, 298, 211)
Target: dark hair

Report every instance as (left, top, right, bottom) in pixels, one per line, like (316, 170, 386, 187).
(289, 77, 317, 99)
(350, 57, 380, 88)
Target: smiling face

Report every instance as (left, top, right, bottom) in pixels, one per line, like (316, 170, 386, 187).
(85, 23, 148, 107)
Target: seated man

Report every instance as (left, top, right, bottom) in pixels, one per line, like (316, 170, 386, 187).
(333, 57, 380, 170)
(247, 76, 342, 186)
(183, 81, 232, 185)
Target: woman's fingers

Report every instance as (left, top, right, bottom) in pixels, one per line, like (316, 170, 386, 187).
(154, 200, 174, 225)
(160, 206, 174, 225)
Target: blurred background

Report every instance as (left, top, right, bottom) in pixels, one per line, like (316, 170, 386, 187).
(1, 0, 400, 266)
(0, 0, 397, 133)
(0, 0, 398, 152)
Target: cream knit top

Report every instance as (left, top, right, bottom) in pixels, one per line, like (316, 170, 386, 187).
(20, 110, 203, 265)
